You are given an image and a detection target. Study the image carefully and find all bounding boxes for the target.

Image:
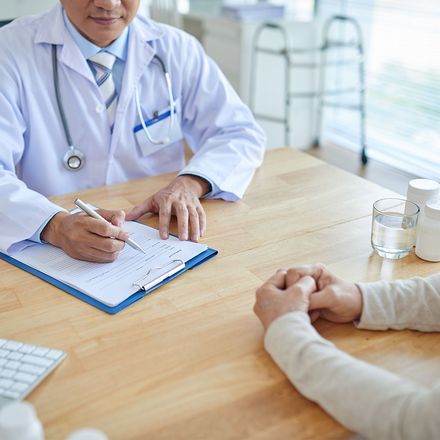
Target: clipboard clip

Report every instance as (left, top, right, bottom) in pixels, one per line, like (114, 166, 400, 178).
(132, 259, 185, 291)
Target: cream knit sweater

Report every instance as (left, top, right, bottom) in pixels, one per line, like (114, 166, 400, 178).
(265, 273, 440, 440)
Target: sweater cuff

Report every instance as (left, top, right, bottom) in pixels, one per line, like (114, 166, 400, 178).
(354, 281, 396, 330)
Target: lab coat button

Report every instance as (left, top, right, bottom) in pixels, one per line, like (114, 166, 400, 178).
(96, 104, 105, 113)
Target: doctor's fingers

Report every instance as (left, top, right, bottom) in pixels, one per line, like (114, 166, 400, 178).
(174, 203, 189, 241)
(97, 209, 126, 228)
(125, 198, 155, 221)
(84, 217, 130, 243)
(196, 204, 206, 238)
(174, 199, 205, 242)
(188, 206, 200, 242)
(70, 241, 123, 263)
(158, 200, 173, 240)
(59, 227, 124, 263)
(72, 223, 127, 253)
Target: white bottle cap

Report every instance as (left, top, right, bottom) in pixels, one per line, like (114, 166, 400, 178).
(66, 428, 108, 440)
(0, 402, 43, 440)
(425, 199, 440, 220)
(407, 179, 440, 200)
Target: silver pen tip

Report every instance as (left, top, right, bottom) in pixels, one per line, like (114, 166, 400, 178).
(127, 239, 146, 254)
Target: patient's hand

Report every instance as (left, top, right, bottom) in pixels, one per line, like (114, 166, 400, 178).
(253, 271, 317, 331)
(284, 264, 363, 323)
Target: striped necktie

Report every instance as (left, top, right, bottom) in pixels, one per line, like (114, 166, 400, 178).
(88, 51, 118, 126)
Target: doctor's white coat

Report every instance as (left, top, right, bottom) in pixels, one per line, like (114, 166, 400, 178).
(0, 4, 266, 253)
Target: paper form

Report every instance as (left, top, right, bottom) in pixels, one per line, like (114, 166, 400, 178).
(12, 222, 207, 307)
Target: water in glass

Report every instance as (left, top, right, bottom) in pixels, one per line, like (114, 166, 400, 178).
(372, 212, 417, 259)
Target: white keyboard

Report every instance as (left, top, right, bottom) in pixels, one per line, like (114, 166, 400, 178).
(0, 339, 66, 407)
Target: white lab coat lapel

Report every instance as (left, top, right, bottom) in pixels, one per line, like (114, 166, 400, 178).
(34, 4, 96, 86)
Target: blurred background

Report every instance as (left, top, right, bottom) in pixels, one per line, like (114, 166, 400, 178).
(1, 0, 439, 192)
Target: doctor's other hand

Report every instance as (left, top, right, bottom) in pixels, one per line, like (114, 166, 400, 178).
(253, 271, 317, 332)
(284, 264, 363, 323)
(126, 175, 209, 242)
(41, 209, 129, 263)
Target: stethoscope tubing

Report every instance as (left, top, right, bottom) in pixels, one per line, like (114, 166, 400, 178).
(52, 45, 74, 148)
(134, 55, 175, 145)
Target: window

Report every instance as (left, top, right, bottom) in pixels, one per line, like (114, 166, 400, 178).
(318, 0, 440, 179)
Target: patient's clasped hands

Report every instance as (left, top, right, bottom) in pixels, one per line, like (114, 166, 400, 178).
(254, 264, 364, 331)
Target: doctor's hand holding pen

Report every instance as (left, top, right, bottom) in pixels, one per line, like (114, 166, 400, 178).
(125, 174, 209, 243)
(41, 208, 130, 263)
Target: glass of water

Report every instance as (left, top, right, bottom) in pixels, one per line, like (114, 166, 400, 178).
(371, 198, 419, 259)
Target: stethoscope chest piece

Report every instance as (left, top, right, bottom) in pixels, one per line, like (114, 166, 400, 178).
(63, 146, 85, 171)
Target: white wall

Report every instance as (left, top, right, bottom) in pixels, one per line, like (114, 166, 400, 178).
(139, 0, 150, 17)
(0, 0, 56, 20)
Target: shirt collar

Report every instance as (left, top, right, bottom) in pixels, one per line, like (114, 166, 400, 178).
(62, 8, 129, 61)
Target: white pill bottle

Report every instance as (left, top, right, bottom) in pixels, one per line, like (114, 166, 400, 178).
(415, 199, 440, 262)
(0, 402, 44, 440)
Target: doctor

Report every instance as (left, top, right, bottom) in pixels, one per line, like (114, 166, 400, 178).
(0, 0, 265, 262)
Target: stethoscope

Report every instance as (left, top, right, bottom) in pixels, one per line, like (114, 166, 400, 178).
(52, 45, 175, 171)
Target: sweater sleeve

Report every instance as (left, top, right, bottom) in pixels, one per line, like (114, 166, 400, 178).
(357, 273, 440, 331)
(265, 312, 440, 440)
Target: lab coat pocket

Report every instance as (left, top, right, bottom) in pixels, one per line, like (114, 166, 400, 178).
(134, 100, 183, 157)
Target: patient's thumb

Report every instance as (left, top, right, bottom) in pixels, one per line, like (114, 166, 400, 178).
(294, 275, 317, 296)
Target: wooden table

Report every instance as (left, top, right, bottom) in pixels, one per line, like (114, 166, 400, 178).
(1, 149, 439, 439)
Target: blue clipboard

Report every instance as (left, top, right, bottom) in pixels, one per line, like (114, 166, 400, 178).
(0, 247, 218, 314)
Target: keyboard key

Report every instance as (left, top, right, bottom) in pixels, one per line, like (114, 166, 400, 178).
(0, 359, 7, 367)
(3, 341, 22, 351)
(18, 344, 37, 354)
(3, 390, 20, 399)
(21, 355, 53, 368)
(0, 349, 10, 358)
(0, 340, 6, 348)
(8, 352, 23, 361)
(14, 372, 37, 384)
(0, 379, 13, 388)
(18, 364, 45, 375)
(33, 347, 49, 357)
(5, 361, 20, 370)
(0, 369, 15, 378)
(46, 349, 64, 360)
(11, 382, 28, 392)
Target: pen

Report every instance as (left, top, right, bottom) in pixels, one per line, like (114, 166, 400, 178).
(74, 198, 146, 254)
